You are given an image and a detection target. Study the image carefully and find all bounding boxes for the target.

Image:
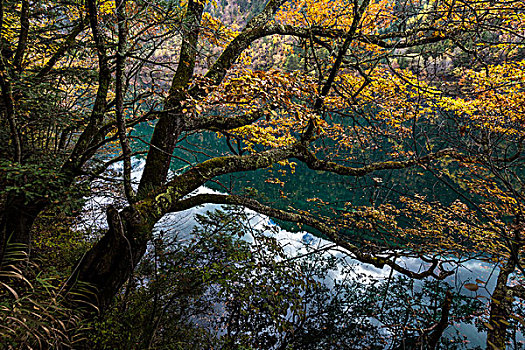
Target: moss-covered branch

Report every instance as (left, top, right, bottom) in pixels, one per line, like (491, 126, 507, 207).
(296, 145, 464, 176)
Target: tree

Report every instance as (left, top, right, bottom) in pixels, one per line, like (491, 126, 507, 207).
(390, 60, 525, 349)
(1, 0, 524, 348)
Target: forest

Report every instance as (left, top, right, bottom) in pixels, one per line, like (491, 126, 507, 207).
(1, 0, 525, 348)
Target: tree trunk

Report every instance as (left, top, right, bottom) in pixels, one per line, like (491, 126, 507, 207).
(427, 290, 453, 349)
(138, 0, 204, 195)
(67, 205, 153, 312)
(0, 194, 46, 262)
(487, 258, 516, 349)
(138, 112, 182, 194)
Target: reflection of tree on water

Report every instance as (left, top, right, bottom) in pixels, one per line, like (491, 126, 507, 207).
(96, 206, 489, 349)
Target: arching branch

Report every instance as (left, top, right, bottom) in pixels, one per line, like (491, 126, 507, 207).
(199, 0, 288, 90)
(296, 145, 466, 176)
(170, 193, 453, 280)
(141, 141, 468, 222)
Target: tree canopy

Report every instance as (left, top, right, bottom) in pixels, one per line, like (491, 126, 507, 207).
(1, 0, 525, 348)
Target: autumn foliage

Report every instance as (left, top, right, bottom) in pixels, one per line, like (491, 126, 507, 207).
(1, 0, 525, 348)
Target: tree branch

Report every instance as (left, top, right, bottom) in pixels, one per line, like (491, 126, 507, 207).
(296, 146, 465, 176)
(314, 0, 371, 110)
(138, 0, 205, 193)
(264, 24, 451, 49)
(0, 0, 21, 162)
(35, 19, 86, 79)
(61, 0, 110, 175)
(169, 193, 453, 280)
(183, 109, 264, 132)
(13, 0, 29, 71)
(196, 0, 288, 91)
(115, 0, 135, 202)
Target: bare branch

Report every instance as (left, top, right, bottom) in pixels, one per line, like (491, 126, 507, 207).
(183, 109, 264, 132)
